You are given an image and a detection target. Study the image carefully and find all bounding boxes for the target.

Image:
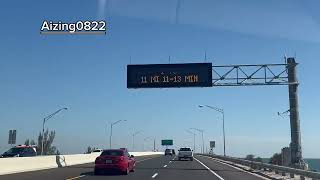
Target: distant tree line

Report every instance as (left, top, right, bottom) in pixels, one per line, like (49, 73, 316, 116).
(269, 153, 282, 165)
(245, 154, 263, 162)
(245, 153, 283, 166)
(24, 129, 59, 155)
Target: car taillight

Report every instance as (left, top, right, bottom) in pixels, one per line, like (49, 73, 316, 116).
(120, 156, 124, 161)
(95, 157, 104, 164)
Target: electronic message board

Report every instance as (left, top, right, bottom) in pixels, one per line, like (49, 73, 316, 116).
(127, 63, 212, 88)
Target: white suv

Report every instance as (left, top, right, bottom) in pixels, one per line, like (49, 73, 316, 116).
(178, 147, 193, 161)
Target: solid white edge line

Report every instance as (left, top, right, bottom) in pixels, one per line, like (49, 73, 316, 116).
(194, 157, 225, 180)
(163, 165, 167, 167)
(197, 155, 270, 180)
(152, 173, 158, 178)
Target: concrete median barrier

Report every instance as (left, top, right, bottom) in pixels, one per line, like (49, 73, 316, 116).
(0, 152, 163, 175)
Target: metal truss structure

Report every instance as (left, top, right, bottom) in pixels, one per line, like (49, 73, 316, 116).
(212, 63, 298, 86)
(210, 58, 306, 169)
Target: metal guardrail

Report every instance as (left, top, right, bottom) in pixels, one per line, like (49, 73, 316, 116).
(199, 154, 320, 180)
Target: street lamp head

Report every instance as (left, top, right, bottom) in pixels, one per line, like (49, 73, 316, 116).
(133, 130, 143, 136)
(198, 105, 204, 108)
(190, 127, 204, 133)
(186, 129, 196, 135)
(63, 108, 68, 110)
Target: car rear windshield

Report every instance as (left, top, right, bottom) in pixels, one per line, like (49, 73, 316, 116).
(180, 148, 191, 151)
(101, 150, 123, 156)
(4, 147, 25, 154)
(165, 149, 171, 152)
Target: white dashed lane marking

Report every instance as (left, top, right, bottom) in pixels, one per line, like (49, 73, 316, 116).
(152, 173, 158, 178)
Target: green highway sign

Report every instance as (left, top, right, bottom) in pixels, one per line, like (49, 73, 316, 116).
(161, 139, 173, 146)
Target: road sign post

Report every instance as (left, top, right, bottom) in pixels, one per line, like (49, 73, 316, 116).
(287, 58, 307, 169)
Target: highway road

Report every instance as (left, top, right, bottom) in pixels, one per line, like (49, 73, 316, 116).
(0, 155, 268, 180)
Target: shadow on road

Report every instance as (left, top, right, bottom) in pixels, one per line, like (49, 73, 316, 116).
(170, 159, 191, 161)
(62, 166, 93, 169)
(80, 171, 127, 176)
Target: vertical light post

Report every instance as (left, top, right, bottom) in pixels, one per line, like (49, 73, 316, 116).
(41, 108, 68, 155)
(109, 120, 127, 149)
(143, 137, 151, 151)
(132, 130, 142, 151)
(199, 105, 226, 156)
(186, 130, 196, 152)
(190, 128, 204, 154)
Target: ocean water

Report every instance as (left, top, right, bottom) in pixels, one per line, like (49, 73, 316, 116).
(305, 159, 320, 172)
(261, 158, 320, 172)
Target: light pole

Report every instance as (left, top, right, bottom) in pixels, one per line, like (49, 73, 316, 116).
(143, 137, 151, 151)
(132, 130, 142, 151)
(199, 105, 226, 156)
(190, 128, 204, 154)
(186, 130, 196, 152)
(109, 120, 127, 149)
(41, 108, 68, 155)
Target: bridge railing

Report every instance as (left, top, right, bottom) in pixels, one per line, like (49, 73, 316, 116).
(198, 154, 320, 180)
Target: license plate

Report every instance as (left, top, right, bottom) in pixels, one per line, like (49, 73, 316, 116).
(106, 160, 112, 164)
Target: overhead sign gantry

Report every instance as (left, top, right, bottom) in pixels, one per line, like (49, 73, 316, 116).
(127, 58, 306, 169)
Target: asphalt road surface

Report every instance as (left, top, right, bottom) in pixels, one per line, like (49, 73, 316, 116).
(0, 155, 268, 180)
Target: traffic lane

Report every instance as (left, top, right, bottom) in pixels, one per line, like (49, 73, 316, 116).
(153, 156, 222, 180)
(0, 155, 162, 180)
(195, 155, 266, 180)
(80, 155, 173, 180)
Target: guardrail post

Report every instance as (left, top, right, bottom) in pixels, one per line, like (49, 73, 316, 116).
(281, 172, 286, 176)
(300, 175, 305, 180)
(275, 170, 279, 174)
(290, 173, 295, 178)
(263, 168, 267, 171)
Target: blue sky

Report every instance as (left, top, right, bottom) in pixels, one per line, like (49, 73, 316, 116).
(0, 0, 320, 158)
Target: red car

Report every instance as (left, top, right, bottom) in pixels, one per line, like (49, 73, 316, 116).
(94, 149, 135, 175)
